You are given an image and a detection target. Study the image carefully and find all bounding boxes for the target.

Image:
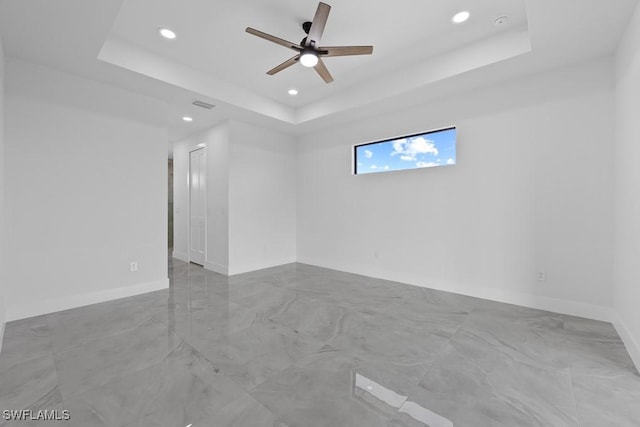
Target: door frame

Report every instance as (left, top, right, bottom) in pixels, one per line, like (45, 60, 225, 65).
(188, 147, 207, 265)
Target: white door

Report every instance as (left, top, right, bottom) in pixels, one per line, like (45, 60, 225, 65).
(189, 148, 206, 265)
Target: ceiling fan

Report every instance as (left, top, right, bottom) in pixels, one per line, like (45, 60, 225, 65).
(245, 2, 373, 83)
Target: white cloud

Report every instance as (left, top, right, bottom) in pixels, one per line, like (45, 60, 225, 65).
(383, 165, 390, 170)
(416, 161, 438, 168)
(391, 136, 438, 161)
(357, 162, 363, 166)
(392, 139, 406, 154)
(447, 158, 455, 165)
(364, 149, 373, 159)
(370, 164, 378, 169)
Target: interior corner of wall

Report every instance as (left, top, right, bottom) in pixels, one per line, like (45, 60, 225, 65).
(204, 260, 228, 276)
(612, 312, 640, 372)
(172, 250, 188, 263)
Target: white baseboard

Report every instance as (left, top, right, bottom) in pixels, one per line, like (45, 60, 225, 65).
(204, 260, 228, 275)
(0, 322, 5, 354)
(296, 257, 613, 322)
(474, 291, 613, 323)
(0, 295, 5, 353)
(6, 278, 169, 322)
(172, 251, 188, 262)
(612, 313, 640, 372)
(202, 258, 297, 276)
(229, 258, 297, 276)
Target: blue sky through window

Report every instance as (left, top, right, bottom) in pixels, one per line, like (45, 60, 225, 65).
(354, 127, 456, 175)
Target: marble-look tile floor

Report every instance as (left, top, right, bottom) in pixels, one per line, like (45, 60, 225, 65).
(1, 259, 639, 426)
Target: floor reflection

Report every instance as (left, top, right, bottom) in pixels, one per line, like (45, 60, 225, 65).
(355, 372, 453, 427)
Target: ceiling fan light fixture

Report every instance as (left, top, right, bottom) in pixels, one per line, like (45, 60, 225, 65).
(300, 50, 319, 67)
(452, 11, 470, 24)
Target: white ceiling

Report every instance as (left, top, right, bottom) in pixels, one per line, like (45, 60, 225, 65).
(108, 0, 528, 106)
(0, 0, 638, 141)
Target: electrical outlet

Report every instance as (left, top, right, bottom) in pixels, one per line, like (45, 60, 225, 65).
(130, 261, 138, 272)
(537, 271, 546, 281)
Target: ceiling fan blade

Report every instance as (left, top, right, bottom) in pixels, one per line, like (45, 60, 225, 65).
(314, 58, 334, 83)
(319, 46, 374, 57)
(305, 2, 331, 47)
(246, 27, 300, 51)
(266, 55, 300, 75)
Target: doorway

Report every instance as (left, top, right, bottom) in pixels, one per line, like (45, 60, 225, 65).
(168, 159, 174, 250)
(189, 148, 206, 265)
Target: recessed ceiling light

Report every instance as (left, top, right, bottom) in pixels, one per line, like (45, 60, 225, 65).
(182, 116, 193, 122)
(288, 89, 298, 96)
(158, 28, 177, 39)
(452, 11, 470, 24)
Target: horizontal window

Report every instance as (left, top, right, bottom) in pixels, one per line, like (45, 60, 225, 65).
(354, 127, 456, 175)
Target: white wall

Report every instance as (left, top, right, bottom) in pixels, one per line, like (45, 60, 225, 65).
(297, 58, 615, 321)
(173, 120, 296, 275)
(613, 3, 640, 368)
(172, 122, 230, 273)
(0, 33, 6, 348)
(4, 59, 169, 320)
(228, 120, 296, 274)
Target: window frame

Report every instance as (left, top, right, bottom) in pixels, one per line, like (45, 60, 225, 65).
(352, 126, 456, 175)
